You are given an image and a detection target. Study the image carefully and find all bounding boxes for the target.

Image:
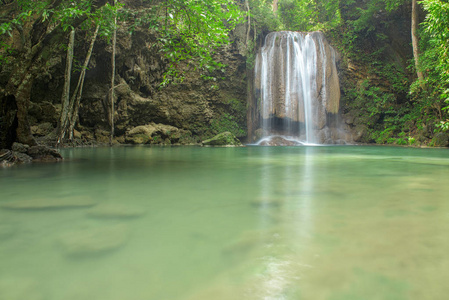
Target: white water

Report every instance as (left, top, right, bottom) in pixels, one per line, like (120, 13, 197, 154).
(255, 31, 338, 145)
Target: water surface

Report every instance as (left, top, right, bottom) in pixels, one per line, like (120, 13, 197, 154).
(1, 146, 449, 299)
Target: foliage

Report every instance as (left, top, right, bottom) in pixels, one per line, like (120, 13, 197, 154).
(133, 0, 244, 86)
(248, 0, 282, 33)
(211, 113, 246, 137)
(418, 0, 449, 125)
(0, 0, 119, 65)
(278, 0, 341, 32)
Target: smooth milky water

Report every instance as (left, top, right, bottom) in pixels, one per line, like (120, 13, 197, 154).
(1, 146, 449, 299)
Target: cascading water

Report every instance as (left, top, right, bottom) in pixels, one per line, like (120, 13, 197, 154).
(254, 31, 342, 145)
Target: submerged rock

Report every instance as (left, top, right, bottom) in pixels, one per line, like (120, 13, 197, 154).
(250, 196, 284, 208)
(202, 132, 242, 146)
(1, 196, 97, 210)
(86, 203, 146, 219)
(432, 132, 449, 147)
(0, 223, 16, 241)
(59, 224, 128, 257)
(0, 277, 45, 300)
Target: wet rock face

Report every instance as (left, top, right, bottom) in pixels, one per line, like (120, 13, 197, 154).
(28, 11, 248, 145)
(0, 95, 18, 149)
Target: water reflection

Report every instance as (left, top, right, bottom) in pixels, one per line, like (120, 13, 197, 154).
(1, 146, 449, 299)
(251, 146, 317, 298)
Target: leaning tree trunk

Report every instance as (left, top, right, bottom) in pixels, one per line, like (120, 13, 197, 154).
(3, 0, 109, 148)
(245, 0, 251, 48)
(109, 0, 117, 146)
(272, 0, 279, 13)
(67, 25, 100, 140)
(14, 72, 37, 146)
(412, 0, 424, 81)
(57, 29, 76, 145)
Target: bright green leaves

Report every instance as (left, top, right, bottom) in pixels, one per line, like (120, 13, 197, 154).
(277, 0, 341, 32)
(419, 0, 449, 127)
(342, 0, 405, 34)
(142, 0, 244, 86)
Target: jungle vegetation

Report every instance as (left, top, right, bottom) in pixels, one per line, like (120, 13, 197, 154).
(1, 0, 448, 146)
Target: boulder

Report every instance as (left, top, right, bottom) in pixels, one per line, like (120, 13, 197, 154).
(30, 122, 54, 137)
(94, 129, 110, 144)
(258, 136, 300, 146)
(125, 123, 194, 145)
(59, 224, 128, 257)
(125, 124, 156, 144)
(26, 145, 62, 161)
(13, 152, 33, 163)
(11, 142, 29, 153)
(202, 132, 242, 146)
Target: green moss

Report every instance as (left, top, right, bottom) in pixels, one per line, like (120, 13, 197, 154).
(202, 132, 242, 146)
(210, 113, 246, 138)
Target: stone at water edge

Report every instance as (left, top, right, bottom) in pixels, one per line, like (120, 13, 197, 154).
(432, 132, 449, 147)
(59, 224, 129, 257)
(0, 196, 98, 210)
(202, 132, 242, 146)
(26, 145, 62, 161)
(11, 142, 30, 153)
(258, 136, 300, 146)
(86, 203, 146, 219)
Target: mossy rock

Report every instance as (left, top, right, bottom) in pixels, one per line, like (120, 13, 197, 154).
(59, 224, 128, 257)
(202, 132, 242, 146)
(432, 132, 449, 147)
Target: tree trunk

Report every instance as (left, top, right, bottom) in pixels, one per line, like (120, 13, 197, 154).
(57, 29, 76, 145)
(67, 25, 100, 140)
(3, 0, 109, 148)
(245, 0, 251, 48)
(412, 0, 424, 81)
(110, 0, 117, 145)
(15, 72, 37, 146)
(272, 0, 279, 14)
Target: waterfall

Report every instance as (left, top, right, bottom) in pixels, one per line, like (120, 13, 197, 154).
(254, 31, 341, 145)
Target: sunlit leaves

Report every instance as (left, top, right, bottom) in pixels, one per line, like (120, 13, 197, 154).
(278, 0, 341, 32)
(141, 0, 244, 86)
(420, 0, 449, 121)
